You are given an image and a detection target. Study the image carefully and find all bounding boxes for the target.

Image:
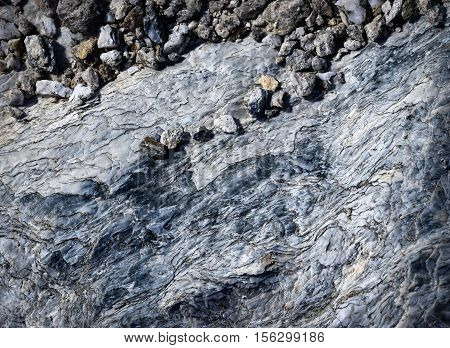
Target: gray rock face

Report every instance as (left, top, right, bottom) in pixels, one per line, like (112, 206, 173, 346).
(286, 49, 313, 71)
(0, 13, 449, 329)
(247, 87, 269, 118)
(69, 84, 94, 104)
(314, 31, 336, 57)
(100, 50, 123, 67)
(293, 72, 317, 96)
(214, 114, 238, 134)
(160, 127, 185, 149)
(98, 25, 120, 49)
(56, 0, 101, 35)
(35, 80, 72, 98)
(144, 4, 164, 44)
(336, 0, 367, 24)
(0, 19, 20, 40)
(259, 0, 309, 35)
(24, 35, 56, 72)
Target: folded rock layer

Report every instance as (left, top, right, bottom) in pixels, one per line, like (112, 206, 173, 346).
(0, 11, 448, 327)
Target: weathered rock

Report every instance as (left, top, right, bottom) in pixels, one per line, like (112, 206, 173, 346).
(215, 13, 241, 39)
(259, 75, 279, 91)
(401, 0, 419, 21)
(382, 0, 393, 14)
(0, 19, 20, 40)
(57, 0, 101, 35)
(262, 34, 283, 48)
(365, 15, 385, 42)
(234, 0, 271, 21)
(37, 15, 57, 38)
(310, 0, 334, 17)
(286, 49, 313, 71)
(69, 84, 94, 104)
(1, 105, 25, 119)
(160, 127, 185, 149)
(24, 35, 56, 72)
(346, 24, 365, 41)
(144, 4, 164, 44)
(247, 87, 269, 118)
(311, 56, 328, 71)
(100, 50, 123, 67)
(5, 53, 20, 71)
(425, 4, 445, 27)
(55, 27, 79, 64)
(344, 39, 364, 50)
(270, 89, 285, 108)
(306, 10, 318, 28)
(0, 60, 6, 73)
(213, 114, 238, 134)
(4, 88, 24, 106)
(164, 24, 190, 55)
(140, 136, 167, 159)
(192, 126, 214, 142)
(385, 0, 403, 24)
(35, 80, 72, 98)
(72, 38, 98, 61)
(123, 6, 144, 32)
(335, 0, 367, 24)
(259, 0, 309, 35)
(300, 33, 316, 52)
(278, 41, 297, 56)
(81, 67, 100, 90)
(16, 68, 41, 98)
(287, 27, 306, 41)
(7, 39, 23, 59)
(14, 14, 34, 36)
(293, 72, 317, 96)
(136, 47, 161, 69)
(314, 31, 336, 57)
(0, 3, 448, 331)
(110, 0, 132, 21)
(0, 5, 15, 22)
(98, 25, 120, 50)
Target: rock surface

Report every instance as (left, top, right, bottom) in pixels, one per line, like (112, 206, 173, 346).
(35, 80, 72, 98)
(0, 9, 448, 328)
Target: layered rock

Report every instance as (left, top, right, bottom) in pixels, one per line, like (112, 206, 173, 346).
(0, 10, 448, 328)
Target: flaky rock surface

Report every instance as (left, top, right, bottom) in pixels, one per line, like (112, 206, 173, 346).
(0, 6, 449, 328)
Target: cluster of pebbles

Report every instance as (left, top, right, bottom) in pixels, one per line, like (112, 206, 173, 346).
(0, 0, 445, 121)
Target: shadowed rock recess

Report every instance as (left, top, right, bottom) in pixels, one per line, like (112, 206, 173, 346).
(0, 1, 449, 328)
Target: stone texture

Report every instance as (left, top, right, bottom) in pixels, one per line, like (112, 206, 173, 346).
(72, 38, 98, 60)
(335, 0, 367, 24)
(160, 127, 185, 149)
(57, 0, 102, 35)
(247, 87, 269, 118)
(214, 114, 238, 134)
(24, 35, 56, 72)
(314, 31, 336, 57)
(0, 19, 20, 40)
(259, 0, 309, 35)
(100, 50, 123, 67)
(69, 84, 94, 104)
(35, 80, 72, 98)
(293, 72, 317, 96)
(286, 49, 313, 71)
(0, 4, 448, 330)
(259, 75, 279, 91)
(98, 25, 120, 49)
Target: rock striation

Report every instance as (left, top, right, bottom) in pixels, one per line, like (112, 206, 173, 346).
(0, 1, 448, 328)
(0, 5, 448, 327)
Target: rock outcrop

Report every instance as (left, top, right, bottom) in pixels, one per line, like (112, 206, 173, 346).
(0, 6, 448, 328)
